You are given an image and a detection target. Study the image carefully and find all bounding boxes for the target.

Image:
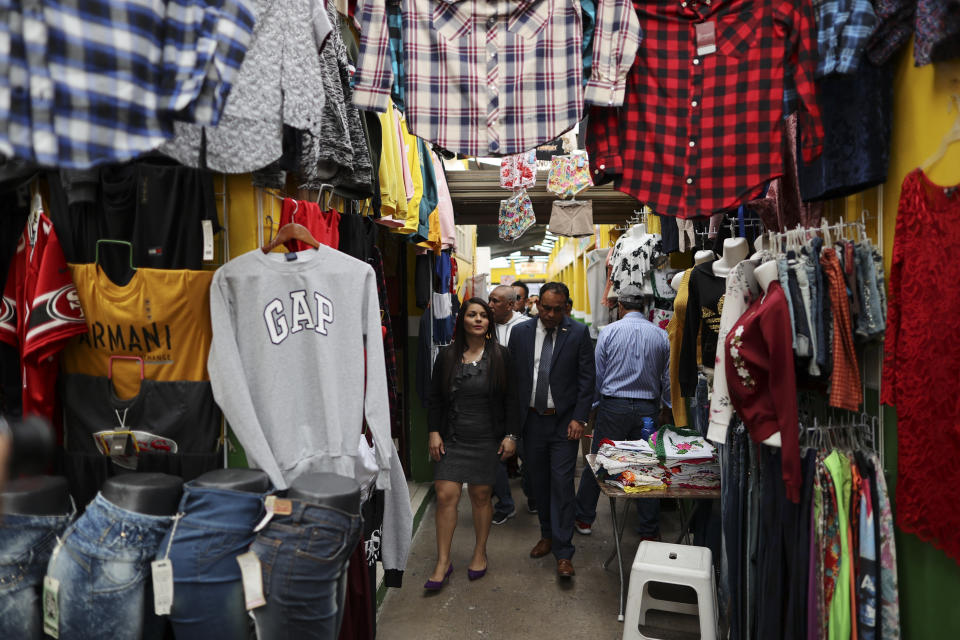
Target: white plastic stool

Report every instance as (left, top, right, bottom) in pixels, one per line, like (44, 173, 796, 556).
(621, 541, 717, 640)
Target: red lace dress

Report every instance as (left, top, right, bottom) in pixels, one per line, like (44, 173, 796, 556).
(882, 168, 960, 563)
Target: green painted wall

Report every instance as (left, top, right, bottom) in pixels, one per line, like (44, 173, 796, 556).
(407, 334, 432, 482)
(880, 402, 960, 637)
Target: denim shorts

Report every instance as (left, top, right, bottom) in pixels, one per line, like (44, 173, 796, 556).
(0, 507, 74, 640)
(252, 500, 362, 640)
(45, 493, 174, 640)
(160, 482, 270, 640)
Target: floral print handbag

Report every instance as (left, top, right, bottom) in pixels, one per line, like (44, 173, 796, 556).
(498, 189, 536, 241)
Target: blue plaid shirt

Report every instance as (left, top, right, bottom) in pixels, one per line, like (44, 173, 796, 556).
(814, 0, 878, 77)
(0, 0, 256, 168)
(581, 0, 596, 86)
(386, 0, 406, 112)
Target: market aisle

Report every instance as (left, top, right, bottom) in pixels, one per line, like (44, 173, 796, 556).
(377, 465, 683, 640)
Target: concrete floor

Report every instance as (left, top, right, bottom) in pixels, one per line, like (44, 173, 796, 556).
(377, 466, 692, 640)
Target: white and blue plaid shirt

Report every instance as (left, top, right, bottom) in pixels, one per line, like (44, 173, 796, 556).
(353, 0, 641, 157)
(0, 0, 256, 168)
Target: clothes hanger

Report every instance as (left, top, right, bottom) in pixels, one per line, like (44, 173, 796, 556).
(316, 184, 334, 210)
(108, 355, 145, 381)
(261, 222, 320, 253)
(920, 94, 960, 172)
(95, 239, 135, 271)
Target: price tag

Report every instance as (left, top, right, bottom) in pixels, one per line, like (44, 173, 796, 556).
(236, 551, 267, 610)
(695, 21, 717, 56)
(43, 576, 60, 638)
(202, 220, 214, 261)
(151, 559, 174, 616)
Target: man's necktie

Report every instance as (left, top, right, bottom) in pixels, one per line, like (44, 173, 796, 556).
(534, 328, 555, 413)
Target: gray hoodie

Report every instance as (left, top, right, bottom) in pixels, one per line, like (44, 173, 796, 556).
(208, 247, 391, 490)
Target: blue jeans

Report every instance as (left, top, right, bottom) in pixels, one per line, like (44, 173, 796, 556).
(252, 499, 362, 639)
(492, 461, 515, 515)
(574, 397, 660, 535)
(0, 506, 74, 639)
(692, 374, 711, 439)
(45, 493, 174, 640)
(159, 482, 271, 640)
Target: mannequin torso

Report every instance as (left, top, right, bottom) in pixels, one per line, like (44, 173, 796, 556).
(754, 260, 779, 293)
(671, 271, 685, 292)
(287, 472, 360, 515)
(752, 258, 783, 447)
(101, 473, 183, 516)
(694, 250, 715, 265)
(711, 238, 749, 277)
(2, 476, 72, 515)
(193, 468, 272, 493)
(626, 223, 647, 239)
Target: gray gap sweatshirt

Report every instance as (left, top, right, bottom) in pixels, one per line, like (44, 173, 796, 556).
(208, 247, 391, 490)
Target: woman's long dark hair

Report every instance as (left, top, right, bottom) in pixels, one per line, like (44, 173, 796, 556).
(441, 298, 507, 394)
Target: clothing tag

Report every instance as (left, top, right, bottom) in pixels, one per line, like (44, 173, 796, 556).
(236, 551, 266, 610)
(202, 219, 214, 261)
(695, 21, 717, 56)
(151, 559, 174, 616)
(43, 576, 60, 638)
(271, 497, 292, 515)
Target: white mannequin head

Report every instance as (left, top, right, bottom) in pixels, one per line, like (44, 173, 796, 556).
(711, 238, 749, 277)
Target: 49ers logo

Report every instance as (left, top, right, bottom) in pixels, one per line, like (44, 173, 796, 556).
(0, 295, 14, 327)
(46, 285, 84, 323)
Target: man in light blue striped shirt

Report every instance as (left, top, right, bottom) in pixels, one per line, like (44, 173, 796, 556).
(574, 285, 672, 538)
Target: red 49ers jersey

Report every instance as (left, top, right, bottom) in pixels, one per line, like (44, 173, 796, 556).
(0, 212, 87, 420)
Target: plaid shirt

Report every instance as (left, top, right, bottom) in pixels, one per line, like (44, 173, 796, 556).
(353, 0, 640, 156)
(386, 0, 406, 112)
(0, 0, 255, 168)
(587, 0, 823, 219)
(814, 0, 877, 77)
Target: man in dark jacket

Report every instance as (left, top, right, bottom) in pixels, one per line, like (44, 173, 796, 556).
(507, 282, 595, 578)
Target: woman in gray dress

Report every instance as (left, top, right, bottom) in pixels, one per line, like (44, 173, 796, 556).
(425, 298, 517, 589)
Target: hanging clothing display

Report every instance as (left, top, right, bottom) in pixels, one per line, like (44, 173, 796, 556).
(61, 373, 221, 476)
(588, 0, 823, 218)
(0, 0, 257, 168)
(798, 59, 894, 202)
(678, 261, 724, 396)
(45, 162, 221, 284)
(0, 211, 87, 422)
(61, 265, 213, 400)
(867, 0, 960, 66)
(608, 228, 665, 296)
(585, 247, 613, 339)
(883, 169, 960, 563)
(352, 0, 641, 156)
(724, 280, 801, 502)
(208, 247, 392, 491)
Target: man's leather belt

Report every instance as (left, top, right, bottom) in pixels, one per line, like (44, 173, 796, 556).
(529, 407, 557, 415)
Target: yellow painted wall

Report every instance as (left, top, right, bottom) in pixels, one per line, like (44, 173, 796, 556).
(881, 59, 960, 271)
(490, 265, 519, 284)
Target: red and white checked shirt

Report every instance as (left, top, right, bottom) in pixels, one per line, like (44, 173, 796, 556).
(587, 0, 824, 218)
(352, 0, 641, 156)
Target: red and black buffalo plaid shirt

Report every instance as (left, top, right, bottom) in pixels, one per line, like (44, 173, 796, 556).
(587, 0, 824, 218)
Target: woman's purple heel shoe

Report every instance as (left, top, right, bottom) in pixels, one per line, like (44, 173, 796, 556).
(424, 564, 453, 591)
(467, 566, 487, 581)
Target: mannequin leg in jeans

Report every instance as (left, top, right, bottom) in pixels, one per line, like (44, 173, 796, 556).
(467, 484, 493, 571)
(430, 480, 462, 582)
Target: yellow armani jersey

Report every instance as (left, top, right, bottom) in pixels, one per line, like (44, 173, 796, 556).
(62, 264, 213, 399)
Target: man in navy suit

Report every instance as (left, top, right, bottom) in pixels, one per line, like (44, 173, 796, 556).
(507, 282, 595, 578)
